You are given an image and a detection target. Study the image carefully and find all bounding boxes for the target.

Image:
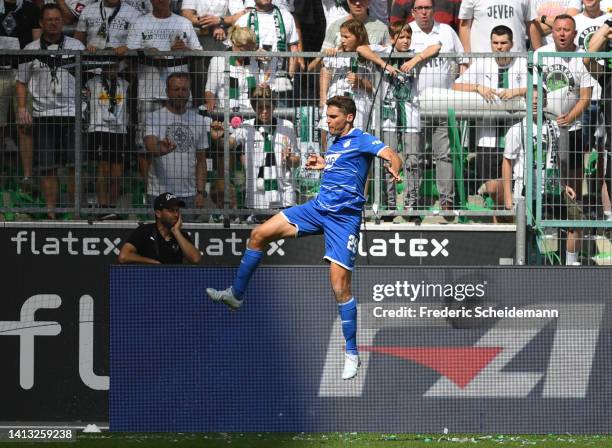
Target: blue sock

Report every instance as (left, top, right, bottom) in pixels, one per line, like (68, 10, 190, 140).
(232, 248, 263, 299)
(338, 297, 358, 355)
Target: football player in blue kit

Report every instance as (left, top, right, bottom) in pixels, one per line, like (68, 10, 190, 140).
(207, 95, 403, 380)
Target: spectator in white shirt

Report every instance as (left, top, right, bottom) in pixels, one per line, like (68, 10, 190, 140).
(453, 25, 528, 205)
(85, 62, 130, 217)
(127, 0, 201, 185)
(235, 0, 300, 102)
(74, 0, 141, 56)
(16, 4, 86, 218)
(144, 72, 210, 213)
(458, 0, 540, 51)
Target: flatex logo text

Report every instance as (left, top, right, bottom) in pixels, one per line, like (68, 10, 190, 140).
(9, 230, 286, 257)
(11, 231, 121, 256)
(358, 232, 449, 258)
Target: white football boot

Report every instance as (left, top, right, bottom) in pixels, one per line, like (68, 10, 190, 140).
(342, 353, 361, 380)
(206, 287, 243, 310)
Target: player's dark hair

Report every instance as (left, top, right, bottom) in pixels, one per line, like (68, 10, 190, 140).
(41, 3, 63, 18)
(389, 21, 413, 38)
(490, 25, 513, 42)
(327, 95, 357, 117)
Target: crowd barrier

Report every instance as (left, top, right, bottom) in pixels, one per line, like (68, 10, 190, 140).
(2, 49, 612, 264)
(0, 222, 514, 422)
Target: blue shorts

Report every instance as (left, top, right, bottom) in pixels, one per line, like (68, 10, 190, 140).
(282, 200, 361, 270)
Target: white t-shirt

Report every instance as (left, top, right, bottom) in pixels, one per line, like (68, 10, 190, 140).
(410, 21, 466, 92)
(320, 0, 348, 30)
(235, 7, 298, 91)
(458, 0, 537, 52)
(455, 56, 528, 146)
(181, 0, 228, 16)
(76, 1, 141, 49)
(127, 13, 202, 102)
(17, 36, 86, 117)
(574, 12, 609, 100)
(145, 107, 210, 196)
(86, 75, 130, 133)
(233, 117, 298, 208)
(62, 0, 96, 19)
(534, 43, 597, 130)
(122, 0, 151, 15)
(574, 12, 610, 50)
(127, 13, 202, 50)
(318, 55, 375, 131)
(229, 0, 294, 13)
(205, 55, 258, 112)
(235, 6, 299, 49)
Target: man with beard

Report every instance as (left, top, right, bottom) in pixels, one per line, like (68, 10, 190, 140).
(143, 72, 209, 213)
(118, 192, 201, 264)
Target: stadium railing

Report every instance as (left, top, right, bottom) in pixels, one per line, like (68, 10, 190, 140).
(1, 48, 612, 264)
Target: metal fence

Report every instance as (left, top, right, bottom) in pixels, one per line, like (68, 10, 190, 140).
(3, 48, 612, 264)
(529, 51, 612, 265)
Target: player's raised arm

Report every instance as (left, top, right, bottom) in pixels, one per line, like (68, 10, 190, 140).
(378, 147, 403, 183)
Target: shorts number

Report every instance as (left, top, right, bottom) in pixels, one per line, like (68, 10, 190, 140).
(346, 234, 359, 254)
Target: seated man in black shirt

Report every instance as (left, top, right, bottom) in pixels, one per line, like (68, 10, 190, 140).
(118, 192, 202, 264)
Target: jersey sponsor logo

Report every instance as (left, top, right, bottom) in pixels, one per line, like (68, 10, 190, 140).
(324, 153, 341, 169)
(319, 303, 603, 398)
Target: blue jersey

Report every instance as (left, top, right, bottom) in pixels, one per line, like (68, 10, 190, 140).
(315, 128, 387, 213)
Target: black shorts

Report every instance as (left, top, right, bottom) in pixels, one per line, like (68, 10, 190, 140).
(543, 191, 585, 222)
(563, 129, 584, 173)
(33, 117, 77, 171)
(88, 132, 127, 164)
(476, 146, 503, 182)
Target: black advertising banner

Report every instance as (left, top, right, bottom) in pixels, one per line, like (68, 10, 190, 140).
(0, 224, 515, 422)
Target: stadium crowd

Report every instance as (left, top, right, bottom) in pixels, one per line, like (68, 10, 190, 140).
(1, 0, 611, 241)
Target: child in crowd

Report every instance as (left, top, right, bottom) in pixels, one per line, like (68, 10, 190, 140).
(85, 62, 130, 219)
(356, 22, 441, 217)
(318, 19, 375, 150)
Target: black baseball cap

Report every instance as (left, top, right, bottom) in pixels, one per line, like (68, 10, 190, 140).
(154, 192, 186, 210)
